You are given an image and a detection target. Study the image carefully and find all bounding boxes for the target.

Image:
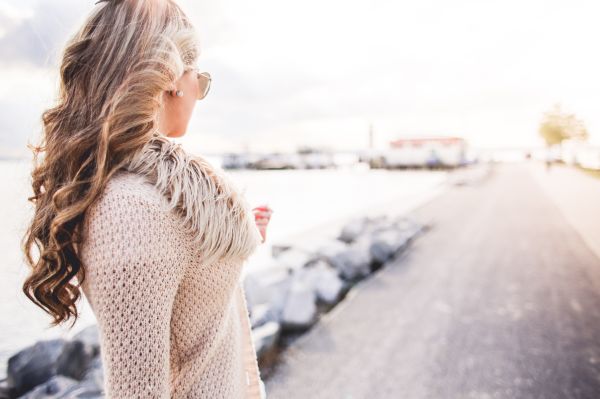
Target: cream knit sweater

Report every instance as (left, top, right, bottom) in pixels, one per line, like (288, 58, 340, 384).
(80, 134, 265, 398)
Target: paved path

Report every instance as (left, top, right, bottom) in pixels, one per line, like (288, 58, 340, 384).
(264, 162, 600, 399)
(529, 162, 600, 260)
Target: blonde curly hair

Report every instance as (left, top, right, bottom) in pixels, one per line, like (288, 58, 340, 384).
(21, 0, 200, 325)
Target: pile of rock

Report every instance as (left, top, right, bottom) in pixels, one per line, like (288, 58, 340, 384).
(245, 214, 425, 373)
(447, 162, 493, 186)
(0, 326, 103, 399)
(0, 213, 425, 398)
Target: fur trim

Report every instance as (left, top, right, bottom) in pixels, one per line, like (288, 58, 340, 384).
(124, 132, 262, 266)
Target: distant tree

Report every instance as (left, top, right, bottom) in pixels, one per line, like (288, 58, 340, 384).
(539, 104, 589, 146)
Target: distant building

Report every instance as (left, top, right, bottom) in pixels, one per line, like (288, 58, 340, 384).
(296, 146, 336, 169)
(221, 147, 337, 170)
(376, 135, 469, 168)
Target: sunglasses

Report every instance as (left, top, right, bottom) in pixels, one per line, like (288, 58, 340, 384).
(191, 67, 211, 100)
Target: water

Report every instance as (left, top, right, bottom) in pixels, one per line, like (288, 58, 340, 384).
(0, 158, 448, 376)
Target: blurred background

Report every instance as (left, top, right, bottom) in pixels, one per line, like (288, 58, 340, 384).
(1, 0, 600, 398)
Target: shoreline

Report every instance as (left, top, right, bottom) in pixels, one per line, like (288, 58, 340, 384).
(0, 165, 460, 381)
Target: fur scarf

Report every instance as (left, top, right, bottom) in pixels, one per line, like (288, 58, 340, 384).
(123, 132, 263, 266)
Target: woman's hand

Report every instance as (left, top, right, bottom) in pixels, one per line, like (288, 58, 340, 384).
(252, 204, 273, 243)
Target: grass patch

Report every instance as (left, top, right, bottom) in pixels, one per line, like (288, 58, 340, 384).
(575, 165, 600, 179)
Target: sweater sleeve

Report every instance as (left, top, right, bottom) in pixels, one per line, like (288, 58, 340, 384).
(81, 187, 189, 399)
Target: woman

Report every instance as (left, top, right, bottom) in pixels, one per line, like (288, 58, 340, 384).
(21, 0, 272, 397)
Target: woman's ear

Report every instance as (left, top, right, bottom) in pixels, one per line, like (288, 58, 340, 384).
(158, 71, 197, 138)
(166, 82, 179, 97)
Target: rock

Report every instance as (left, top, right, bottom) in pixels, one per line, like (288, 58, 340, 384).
(280, 279, 317, 331)
(252, 321, 281, 360)
(73, 326, 100, 352)
(315, 238, 348, 260)
(338, 216, 371, 243)
(289, 261, 345, 306)
(17, 375, 77, 399)
(243, 265, 293, 320)
(271, 244, 292, 258)
(58, 377, 103, 398)
(81, 356, 103, 391)
(317, 238, 371, 281)
(249, 303, 275, 329)
(338, 215, 389, 243)
(7, 339, 67, 397)
(274, 247, 318, 272)
(369, 228, 410, 264)
(19, 356, 104, 399)
(311, 261, 346, 305)
(392, 216, 423, 239)
(56, 340, 98, 381)
(0, 379, 10, 399)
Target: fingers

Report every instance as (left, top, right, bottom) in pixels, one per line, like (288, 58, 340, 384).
(252, 205, 274, 215)
(255, 220, 269, 228)
(252, 209, 273, 220)
(251, 204, 272, 244)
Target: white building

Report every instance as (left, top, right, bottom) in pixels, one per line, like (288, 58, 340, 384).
(378, 135, 469, 168)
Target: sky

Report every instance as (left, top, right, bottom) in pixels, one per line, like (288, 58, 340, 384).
(0, 0, 599, 156)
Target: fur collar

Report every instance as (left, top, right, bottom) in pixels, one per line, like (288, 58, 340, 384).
(123, 132, 262, 266)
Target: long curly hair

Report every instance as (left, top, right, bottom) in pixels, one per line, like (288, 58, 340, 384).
(21, 0, 200, 326)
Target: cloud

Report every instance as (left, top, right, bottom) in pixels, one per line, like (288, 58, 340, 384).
(1, 0, 600, 156)
(0, 0, 89, 68)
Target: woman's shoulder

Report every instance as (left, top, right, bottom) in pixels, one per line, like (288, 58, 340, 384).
(102, 169, 165, 205)
(82, 170, 181, 245)
(80, 170, 191, 302)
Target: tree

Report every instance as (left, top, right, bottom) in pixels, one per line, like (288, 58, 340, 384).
(539, 104, 589, 146)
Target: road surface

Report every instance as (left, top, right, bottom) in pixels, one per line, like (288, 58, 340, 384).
(264, 162, 600, 399)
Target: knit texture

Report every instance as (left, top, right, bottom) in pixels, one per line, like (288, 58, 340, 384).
(80, 135, 265, 398)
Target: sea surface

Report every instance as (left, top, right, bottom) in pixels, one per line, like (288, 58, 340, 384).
(0, 157, 448, 376)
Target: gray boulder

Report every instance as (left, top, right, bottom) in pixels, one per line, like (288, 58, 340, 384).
(81, 356, 103, 386)
(243, 264, 293, 319)
(317, 238, 371, 281)
(369, 228, 411, 264)
(72, 326, 100, 352)
(56, 336, 98, 381)
(338, 215, 389, 243)
(311, 261, 346, 305)
(249, 303, 277, 329)
(17, 375, 77, 399)
(280, 279, 317, 331)
(274, 247, 318, 272)
(290, 261, 345, 306)
(252, 321, 281, 360)
(392, 216, 423, 239)
(271, 243, 292, 258)
(7, 339, 67, 397)
(58, 377, 103, 398)
(0, 379, 10, 399)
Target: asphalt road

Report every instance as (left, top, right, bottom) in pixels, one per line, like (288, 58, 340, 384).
(264, 163, 600, 399)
